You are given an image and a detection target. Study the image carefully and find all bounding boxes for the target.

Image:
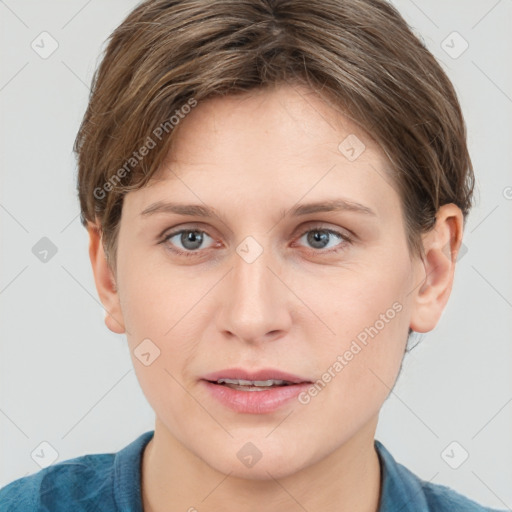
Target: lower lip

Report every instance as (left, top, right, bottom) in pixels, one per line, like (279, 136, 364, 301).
(201, 380, 311, 414)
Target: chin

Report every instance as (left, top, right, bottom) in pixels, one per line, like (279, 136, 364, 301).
(218, 459, 302, 481)
(200, 441, 311, 481)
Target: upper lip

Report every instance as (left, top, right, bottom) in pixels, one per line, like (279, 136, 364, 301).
(202, 368, 312, 384)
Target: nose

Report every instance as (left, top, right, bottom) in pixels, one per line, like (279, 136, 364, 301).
(216, 238, 292, 345)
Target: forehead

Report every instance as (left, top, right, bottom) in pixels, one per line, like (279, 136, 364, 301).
(162, 84, 385, 169)
(125, 83, 402, 224)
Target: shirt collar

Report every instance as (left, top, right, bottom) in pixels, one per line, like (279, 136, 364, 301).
(375, 439, 429, 512)
(114, 430, 154, 512)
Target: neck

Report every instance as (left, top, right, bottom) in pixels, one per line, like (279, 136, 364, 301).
(141, 416, 382, 512)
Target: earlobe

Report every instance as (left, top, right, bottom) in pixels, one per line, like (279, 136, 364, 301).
(409, 204, 464, 333)
(87, 221, 126, 334)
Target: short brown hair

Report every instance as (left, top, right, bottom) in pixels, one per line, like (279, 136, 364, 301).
(74, 0, 474, 276)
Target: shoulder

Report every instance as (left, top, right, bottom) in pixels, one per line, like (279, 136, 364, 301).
(375, 439, 507, 512)
(0, 452, 116, 512)
(421, 479, 506, 512)
(0, 431, 154, 512)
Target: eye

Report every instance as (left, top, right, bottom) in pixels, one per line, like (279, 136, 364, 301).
(295, 226, 352, 253)
(159, 224, 353, 258)
(161, 228, 216, 256)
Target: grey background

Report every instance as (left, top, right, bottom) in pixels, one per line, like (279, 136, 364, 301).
(0, 0, 511, 509)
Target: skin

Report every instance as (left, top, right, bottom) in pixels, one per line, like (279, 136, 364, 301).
(88, 83, 463, 512)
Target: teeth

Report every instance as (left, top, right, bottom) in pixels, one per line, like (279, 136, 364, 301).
(217, 378, 290, 386)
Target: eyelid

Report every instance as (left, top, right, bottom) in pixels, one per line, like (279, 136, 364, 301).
(160, 225, 218, 253)
(158, 221, 215, 240)
(295, 222, 354, 240)
(292, 224, 353, 254)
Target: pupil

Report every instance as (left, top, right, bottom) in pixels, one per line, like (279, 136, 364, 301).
(308, 230, 328, 249)
(182, 230, 203, 250)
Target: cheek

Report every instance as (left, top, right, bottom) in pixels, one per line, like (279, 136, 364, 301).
(117, 241, 192, 337)
(120, 274, 196, 425)
(296, 311, 408, 442)
(303, 258, 411, 351)
(116, 254, 210, 398)
(298, 254, 411, 408)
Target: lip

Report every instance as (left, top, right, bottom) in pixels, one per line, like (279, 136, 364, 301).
(200, 368, 313, 414)
(202, 368, 311, 384)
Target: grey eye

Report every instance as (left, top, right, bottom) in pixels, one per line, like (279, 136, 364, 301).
(165, 230, 214, 252)
(298, 229, 345, 251)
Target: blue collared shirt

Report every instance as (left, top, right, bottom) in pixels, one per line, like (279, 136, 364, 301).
(0, 430, 506, 511)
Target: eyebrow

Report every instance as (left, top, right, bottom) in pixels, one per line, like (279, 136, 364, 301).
(140, 198, 376, 221)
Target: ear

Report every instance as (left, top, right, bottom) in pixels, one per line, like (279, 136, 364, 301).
(409, 203, 464, 333)
(87, 221, 126, 334)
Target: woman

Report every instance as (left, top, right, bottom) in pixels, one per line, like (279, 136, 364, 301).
(0, 0, 506, 510)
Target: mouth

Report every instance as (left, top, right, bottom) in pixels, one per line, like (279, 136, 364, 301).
(206, 378, 299, 391)
(200, 368, 313, 413)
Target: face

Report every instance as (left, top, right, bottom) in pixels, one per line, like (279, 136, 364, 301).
(93, 83, 443, 479)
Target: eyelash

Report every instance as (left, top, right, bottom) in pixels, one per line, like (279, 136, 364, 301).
(159, 224, 353, 258)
